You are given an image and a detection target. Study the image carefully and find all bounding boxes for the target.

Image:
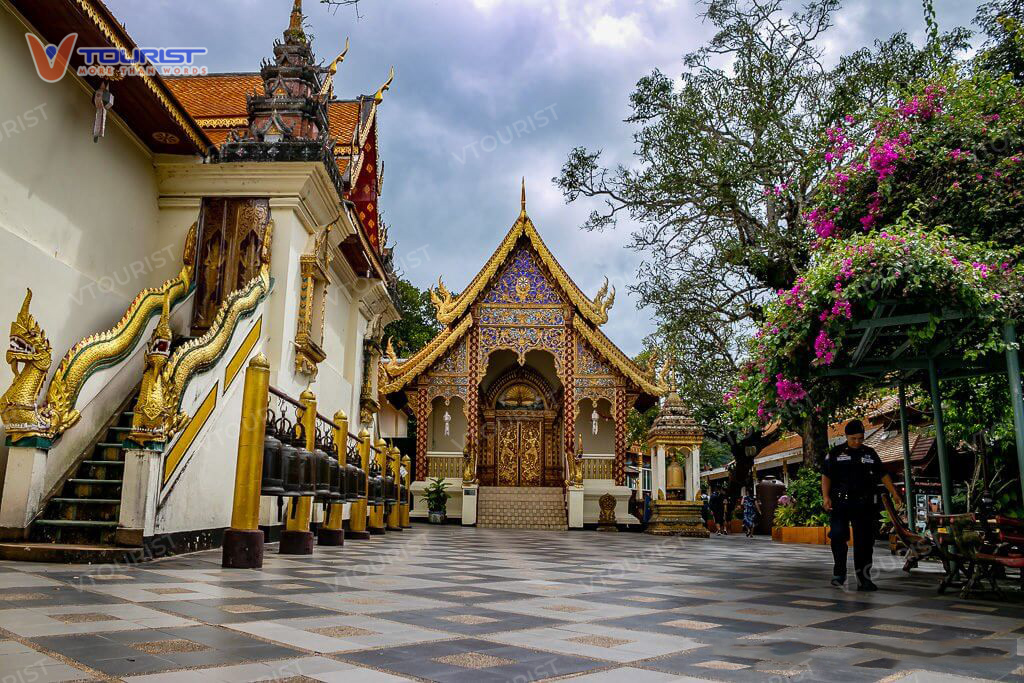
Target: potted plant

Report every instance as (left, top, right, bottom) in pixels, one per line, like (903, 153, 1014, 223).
(771, 465, 842, 545)
(424, 477, 451, 523)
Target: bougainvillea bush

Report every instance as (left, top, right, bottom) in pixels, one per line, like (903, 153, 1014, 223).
(725, 224, 1024, 429)
(808, 69, 1024, 247)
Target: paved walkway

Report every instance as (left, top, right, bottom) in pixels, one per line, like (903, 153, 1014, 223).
(0, 526, 1022, 682)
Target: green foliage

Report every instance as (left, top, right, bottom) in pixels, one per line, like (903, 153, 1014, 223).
(774, 464, 828, 527)
(700, 438, 733, 469)
(383, 279, 443, 356)
(626, 405, 658, 449)
(976, 0, 1024, 83)
(727, 224, 1024, 429)
(556, 0, 967, 429)
(423, 477, 451, 513)
(809, 69, 1024, 247)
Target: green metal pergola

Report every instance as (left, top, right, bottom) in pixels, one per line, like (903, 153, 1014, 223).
(821, 301, 1024, 516)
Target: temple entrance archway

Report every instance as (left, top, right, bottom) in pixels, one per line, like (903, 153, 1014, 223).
(479, 350, 563, 487)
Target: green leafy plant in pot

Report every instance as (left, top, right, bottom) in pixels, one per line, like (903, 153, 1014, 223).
(424, 477, 451, 523)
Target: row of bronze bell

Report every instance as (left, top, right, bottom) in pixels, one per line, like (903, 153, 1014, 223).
(260, 407, 367, 502)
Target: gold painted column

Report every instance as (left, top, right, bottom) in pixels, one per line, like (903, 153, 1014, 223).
(387, 445, 403, 531)
(280, 389, 316, 554)
(347, 429, 371, 540)
(318, 410, 348, 546)
(368, 438, 388, 535)
(222, 354, 270, 568)
(401, 454, 412, 528)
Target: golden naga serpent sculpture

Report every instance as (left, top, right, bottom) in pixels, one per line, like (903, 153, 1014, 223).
(1, 224, 198, 446)
(129, 223, 273, 447)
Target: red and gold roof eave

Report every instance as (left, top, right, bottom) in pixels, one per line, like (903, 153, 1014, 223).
(11, 0, 212, 156)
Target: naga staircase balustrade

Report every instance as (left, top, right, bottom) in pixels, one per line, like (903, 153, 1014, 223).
(0, 223, 198, 448)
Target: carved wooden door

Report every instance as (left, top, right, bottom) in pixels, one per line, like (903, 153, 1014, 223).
(192, 197, 270, 333)
(496, 417, 544, 486)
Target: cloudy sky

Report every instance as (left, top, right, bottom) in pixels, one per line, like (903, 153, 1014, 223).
(107, 0, 981, 355)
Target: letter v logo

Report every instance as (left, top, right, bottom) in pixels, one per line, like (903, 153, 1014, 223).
(26, 33, 78, 83)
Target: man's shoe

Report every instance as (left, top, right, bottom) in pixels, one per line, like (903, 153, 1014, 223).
(857, 580, 878, 592)
(830, 576, 846, 588)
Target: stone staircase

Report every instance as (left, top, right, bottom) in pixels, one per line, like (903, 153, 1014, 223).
(477, 486, 567, 530)
(29, 404, 136, 547)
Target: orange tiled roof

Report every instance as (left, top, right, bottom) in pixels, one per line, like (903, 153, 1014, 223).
(165, 74, 262, 120)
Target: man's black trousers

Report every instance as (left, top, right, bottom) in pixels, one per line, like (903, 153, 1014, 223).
(829, 499, 879, 584)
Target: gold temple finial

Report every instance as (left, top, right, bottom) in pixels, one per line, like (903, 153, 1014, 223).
(373, 66, 395, 104)
(521, 177, 526, 212)
(320, 37, 350, 98)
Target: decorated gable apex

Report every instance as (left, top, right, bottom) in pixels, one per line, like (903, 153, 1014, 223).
(382, 185, 666, 398)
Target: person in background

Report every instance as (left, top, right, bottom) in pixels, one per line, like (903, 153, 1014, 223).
(822, 419, 903, 591)
(710, 486, 728, 535)
(741, 487, 760, 537)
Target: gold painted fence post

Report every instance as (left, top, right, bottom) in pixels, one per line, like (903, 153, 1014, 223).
(387, 445, 402, 531)
(318, 410, 348, 546)
(280, 389, 316, 555)
(401, 454, 412, 528)
(222, 354, 270, 569)
(347, 428, 371, 539)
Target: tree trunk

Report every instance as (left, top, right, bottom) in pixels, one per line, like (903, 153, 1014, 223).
(801, 411, 829, 469)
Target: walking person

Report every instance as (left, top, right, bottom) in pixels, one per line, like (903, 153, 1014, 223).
(822, 419, 902, 591)
(741, 487, 760, 537)
(710, 487, 727, 535)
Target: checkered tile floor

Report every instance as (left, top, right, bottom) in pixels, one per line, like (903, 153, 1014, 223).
(1, 527, 1023, 681)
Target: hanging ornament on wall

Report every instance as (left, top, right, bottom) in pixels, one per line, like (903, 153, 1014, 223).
(591, 409, 599, 435)
(443, 410, 451, 437)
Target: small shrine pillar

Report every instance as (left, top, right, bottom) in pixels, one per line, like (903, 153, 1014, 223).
(645, 391, 707, 537)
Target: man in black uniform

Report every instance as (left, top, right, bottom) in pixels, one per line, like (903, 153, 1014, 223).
(821, 420, 902, 591)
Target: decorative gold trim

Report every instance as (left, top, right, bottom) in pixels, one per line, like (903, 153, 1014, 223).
(381, 316, 473, 393)
(427, 208, 614, 327)
(573, 317, 666, 396)
(224, 316, 263, 393)
(194, 117, 248, 128)
(72, 0, 209, 153)
(294, 226, 332, 377)
(162, 381, 218, 484)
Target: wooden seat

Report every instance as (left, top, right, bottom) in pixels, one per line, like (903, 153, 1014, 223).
(882, 493, 939, 573)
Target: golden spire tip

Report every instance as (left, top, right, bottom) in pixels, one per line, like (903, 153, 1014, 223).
(521, 177, 526, 211)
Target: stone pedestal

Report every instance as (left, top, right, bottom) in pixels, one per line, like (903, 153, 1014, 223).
(461, 484, 478, 526)
(646, 499, 709, 537)
(222, 529, 265, 568)
(118, 448, 162, 545)
(566, 486, 584, 528)
(0, 446, 48, 534)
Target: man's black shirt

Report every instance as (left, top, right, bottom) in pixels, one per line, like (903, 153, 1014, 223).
(822, 442, 884, 500)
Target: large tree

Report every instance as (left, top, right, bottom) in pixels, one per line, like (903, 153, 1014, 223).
(556, 0, 967, 498)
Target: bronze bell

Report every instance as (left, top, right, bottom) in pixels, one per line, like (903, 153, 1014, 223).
(313, 430, 332, 501)
(369, 461, 384, 506)
(260, 408, 286, 496)
(293, 423, 316, 498)
(384, 455, 397, 505)
(344, 446, 359, 502)
(666, 458, 685, 498)
(279, 414, 302, 498)
(328, 438, 343, 501)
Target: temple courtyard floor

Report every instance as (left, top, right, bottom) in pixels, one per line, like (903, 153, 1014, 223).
(0, 527, 1023, 682)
